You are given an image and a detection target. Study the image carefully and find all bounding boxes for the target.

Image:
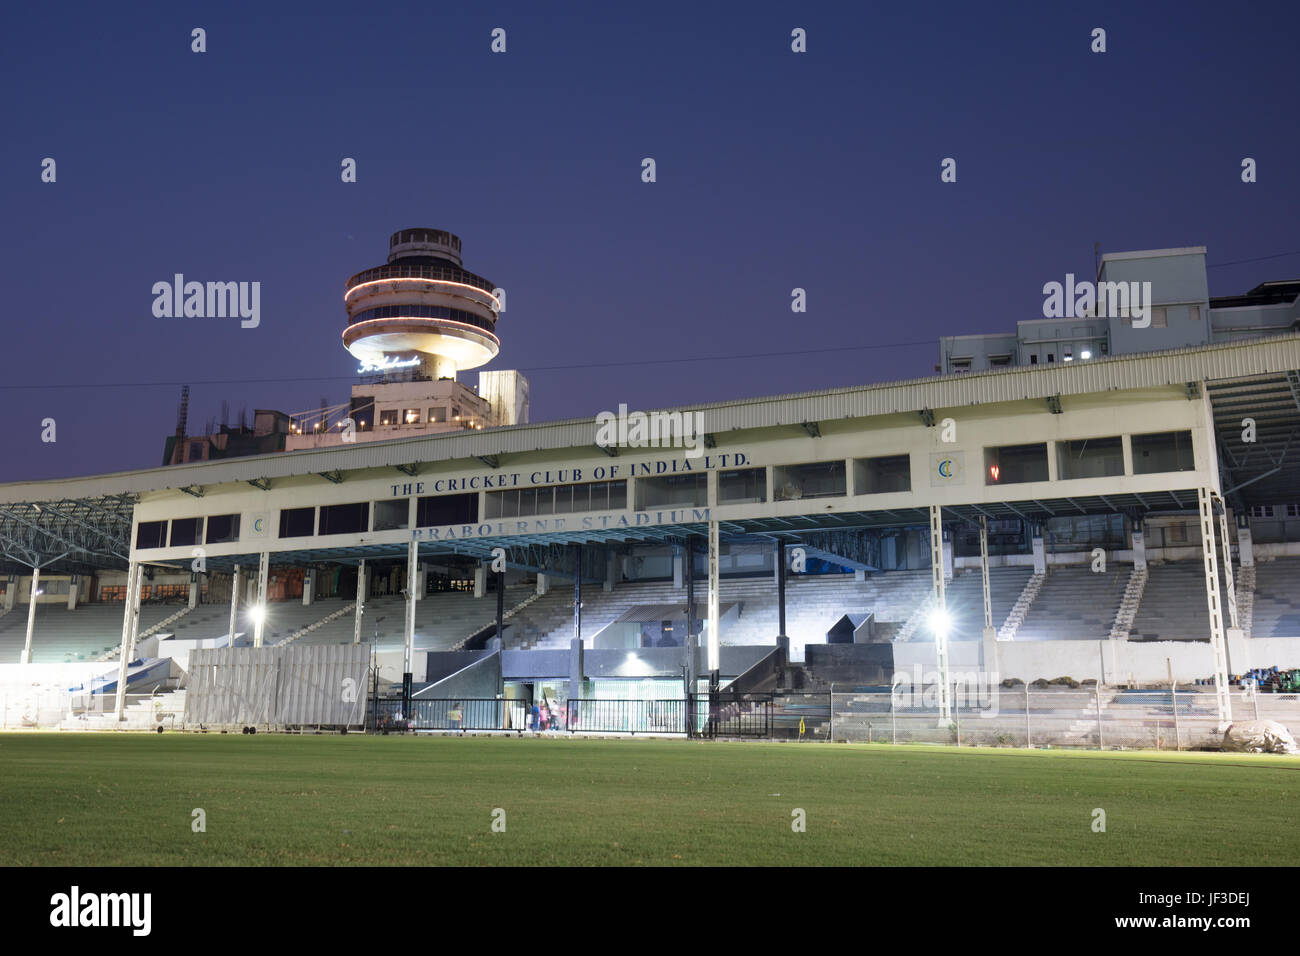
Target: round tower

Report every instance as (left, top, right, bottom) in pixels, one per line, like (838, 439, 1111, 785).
(342, 228, 500, 380)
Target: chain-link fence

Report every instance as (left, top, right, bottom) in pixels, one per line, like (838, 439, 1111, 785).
(830, 687, 1298, 750)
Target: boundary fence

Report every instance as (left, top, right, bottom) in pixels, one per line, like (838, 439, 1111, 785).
(371, 686, 1300, 749)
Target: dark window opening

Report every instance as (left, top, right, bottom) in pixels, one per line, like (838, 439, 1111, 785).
(319, 502, 369, 535)
(279, 507, 316, 538)
(417, 493, 478, 527)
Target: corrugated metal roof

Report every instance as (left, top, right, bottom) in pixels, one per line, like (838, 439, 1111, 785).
(3, 332, 1299, 504)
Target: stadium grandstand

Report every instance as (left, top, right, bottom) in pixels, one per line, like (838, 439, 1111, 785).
(3, 235, 1300, 735)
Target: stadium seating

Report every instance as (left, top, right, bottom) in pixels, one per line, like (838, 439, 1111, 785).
(1014, 565, 1130, 641)
(1128, 560, 1230, 642)
(502, 570, 943, 651)
(1247, 557, 1300, 637)
(943, 566, 1035, 639)
(0, 602, 184, 664)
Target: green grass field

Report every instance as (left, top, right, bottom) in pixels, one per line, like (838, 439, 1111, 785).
(1, 733, 1296, 866)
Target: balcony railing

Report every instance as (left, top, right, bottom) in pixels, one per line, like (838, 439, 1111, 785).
(345, 263, 497, 296)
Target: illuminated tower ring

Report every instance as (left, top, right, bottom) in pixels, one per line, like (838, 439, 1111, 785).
(343, 228, 501, 379)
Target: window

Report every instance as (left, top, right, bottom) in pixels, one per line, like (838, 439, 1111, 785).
(416, 493, 478, 527)
(1189, 305, 1201, 321)
(486, 480, 627, 519)
(319, 502, 369, 535)
(379, 410, 399, 426)
(718, 467, 767, 504)
(854, 455, 911, 494)
(135, 521, 167, 549)
(1150, 307, 1167, 328)
(373, 499, 409, 531)
(1047, 353, 1055, 363)
(279, 507, 316, 538)
(206, 513, 240, 543)
(951, 358, 972, 373)
(1056, 437, 1123, 480)
(1132, 431, 1195, 474)
(169, 517, 202, 547)
(429, 407, 448, 423)
(636, 474, 707, 510)
(188, 442, 204, 460)
(772, 461, 847, 500)
(985, 443, 1049, 485)
(403, 408, 421, 425)
(989, 354, 1012, 367)
(1030, 354, 1039, 365)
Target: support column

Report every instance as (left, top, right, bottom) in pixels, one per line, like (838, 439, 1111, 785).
(113, 562, 141, 720)
(473, 565, 486, 598)
(20, 568, 41, 665)
(1197, 487, 1232, 729)
(1131, 525, 1147, 570)
(187, 577, 198, 609)
(3, 575, 16, 613)
(684, 538, 697, 695)
(352, 559, 366, 644)
(228, 564, 241, 643)
(1218, 503, 1238, 630)
(1031, 531, 1046, 575)
(604, 549, 617, 593)
(252, 552, 269, 648)
(980, 517, 997, 672)
(68, 575, 79, 611)
(1237, 518, 1254, 567)
(302, 570, 314, 607)
(496, 567, 505, 643)
(536, 573, 549, 596)
(775, 538, 787, 640)
(572, 545, 583, 646)
(403, 541, 417, 681)
(929, 505, 951, 724)
(673, 547, 684, 589)
(707, 519, 720, 682)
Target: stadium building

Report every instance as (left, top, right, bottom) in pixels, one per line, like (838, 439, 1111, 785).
(3, 232, 1300, 734)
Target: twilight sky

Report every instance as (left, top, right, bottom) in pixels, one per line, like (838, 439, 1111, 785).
(2, 0, 1297, 482)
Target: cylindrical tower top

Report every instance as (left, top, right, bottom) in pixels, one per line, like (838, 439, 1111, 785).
(387, 227, 462, 266)
(344, 227, 500, 381)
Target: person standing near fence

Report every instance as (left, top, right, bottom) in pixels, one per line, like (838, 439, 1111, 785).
(449, 702, 463, 733)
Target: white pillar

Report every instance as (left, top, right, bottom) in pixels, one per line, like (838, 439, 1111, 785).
(228, 564, 241, 644)
(114, 562, 141, 720)
(403, 540, 417, 677)
(1031, 534, 1046, 574)
(1238, 522, 1254, 567)
(253, 552, 269, 648)
(473, 565, 486, 598)
(942, 537, 954, 581)
(1131, 528, 1147, 570)
(707, 520, 720, 674)
(67, 575, 79, 611)
(980, 517, 997, 673)
(929, 505, 951, 724)
(1197, 487, 1232, 729)
(188, 579, 198, 609)
(20, 568, 40, 665)
(1219, 505, 1238, 631)
(302, 571, 314, 607)
(853, 568, 866, 583)
(353, 559, 366, 645)
(536, 573, 550, 596)
(673, 548, 684, 589)
(604, 550, 617, 593)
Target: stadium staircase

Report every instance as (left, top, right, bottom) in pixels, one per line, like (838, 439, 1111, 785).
(1237, 564, 1256, 637)
(997, 572, 1044, 640)
(1014, 565, 1129, 641)
(450, 590, 543, 650)
(1108, 566, 1148, 640)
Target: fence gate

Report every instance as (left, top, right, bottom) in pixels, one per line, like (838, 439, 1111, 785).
(690, 692, 772, 738)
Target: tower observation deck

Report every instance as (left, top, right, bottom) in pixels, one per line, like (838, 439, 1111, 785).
(342, 228, 501, 381)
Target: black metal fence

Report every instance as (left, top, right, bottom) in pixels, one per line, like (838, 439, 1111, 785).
(689, 693, 773, 738)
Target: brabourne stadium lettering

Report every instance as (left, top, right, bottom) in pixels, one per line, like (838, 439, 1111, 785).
(390, 453, 748, 497)
(414, 509, 711, 540)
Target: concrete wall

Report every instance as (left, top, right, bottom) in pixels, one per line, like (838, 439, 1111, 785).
(421, 650, 501, 700)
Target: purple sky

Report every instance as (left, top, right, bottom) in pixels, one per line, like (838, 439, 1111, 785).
(3, 0, 1298, 482)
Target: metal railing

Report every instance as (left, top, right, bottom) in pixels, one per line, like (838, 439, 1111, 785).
(345, 263, 497, 295)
